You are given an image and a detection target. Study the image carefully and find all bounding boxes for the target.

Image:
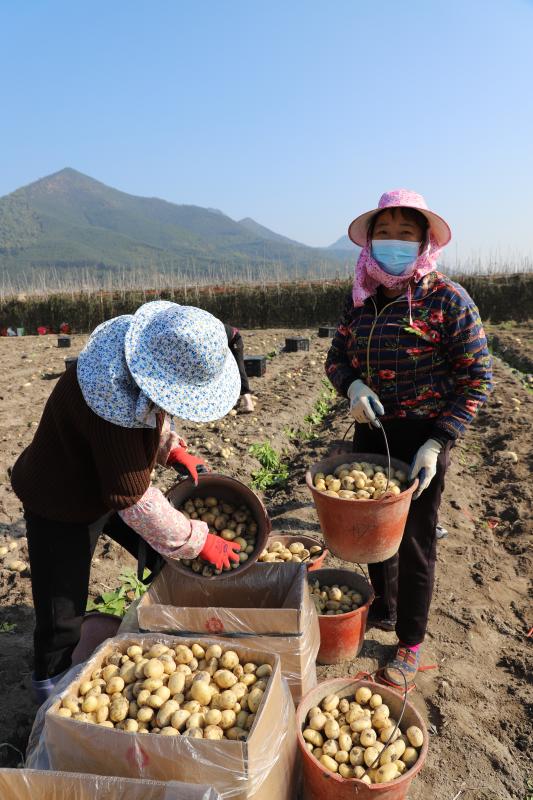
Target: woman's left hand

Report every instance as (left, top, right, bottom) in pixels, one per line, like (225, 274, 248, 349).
(166, 446, 209, 485)
(409, 439, 442, 500)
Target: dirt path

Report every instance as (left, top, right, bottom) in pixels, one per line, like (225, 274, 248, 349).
(0, 329, 531, 799)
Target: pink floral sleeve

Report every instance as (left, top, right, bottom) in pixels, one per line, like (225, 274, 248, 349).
(118, 487, 207, 560)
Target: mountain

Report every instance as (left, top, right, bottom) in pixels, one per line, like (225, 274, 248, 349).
(237, 217, 304, 246)
(0, 168, 349, 279)
(328, 234, 358, 251)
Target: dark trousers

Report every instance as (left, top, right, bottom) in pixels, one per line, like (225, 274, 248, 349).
(354, 420, 452, 646)
(229, 333, 251, 395)
(25, 511, 164, 679)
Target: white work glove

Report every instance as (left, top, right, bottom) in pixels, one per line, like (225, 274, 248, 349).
(347, 379, 384, 427)
(409, 439, 442, 500)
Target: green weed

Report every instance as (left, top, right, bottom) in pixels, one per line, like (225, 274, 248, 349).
(87, 568, 150, 617)
(0, 621, 16, 633)
(249, 442, 289, 491)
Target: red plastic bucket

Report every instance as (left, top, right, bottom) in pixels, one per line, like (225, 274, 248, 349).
(306, 453, 418, 564)
(310, 568, 374, 665)
(166, 473, 271, 580)
(259, 534, 329, 571)
(296, 676, 428, 799)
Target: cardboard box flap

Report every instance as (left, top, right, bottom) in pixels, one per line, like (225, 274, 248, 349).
(0, 768, 221, 800)
(138, 563, 307, 636)
(139, 603, 302, 636)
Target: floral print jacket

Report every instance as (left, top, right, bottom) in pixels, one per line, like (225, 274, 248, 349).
(325, 272, 492, 440)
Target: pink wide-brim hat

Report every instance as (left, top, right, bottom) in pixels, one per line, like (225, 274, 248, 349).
(348, 189, 452, 248)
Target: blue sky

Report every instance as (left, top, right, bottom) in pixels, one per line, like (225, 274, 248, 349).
(1, 0, 532, 260)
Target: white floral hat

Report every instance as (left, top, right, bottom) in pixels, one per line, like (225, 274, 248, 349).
(77, 302, 241, 426)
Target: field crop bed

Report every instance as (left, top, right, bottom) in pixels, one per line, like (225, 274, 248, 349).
(0, 327, 531, 799)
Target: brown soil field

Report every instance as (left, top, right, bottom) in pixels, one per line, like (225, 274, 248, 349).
(0, 326, 531, 799)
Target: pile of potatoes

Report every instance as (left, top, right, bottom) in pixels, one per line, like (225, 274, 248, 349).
(258, 540, 323, 564)
(56, 641, 272, 740)
(308, 580, 364, 615)
(179, 496, 257, 576)
(302, 687, 424, 784)
(313, 461, 408, 501)
(0, 538, 27, 572)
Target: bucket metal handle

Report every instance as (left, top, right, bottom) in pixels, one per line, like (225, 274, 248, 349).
(342, 419, 392, 493)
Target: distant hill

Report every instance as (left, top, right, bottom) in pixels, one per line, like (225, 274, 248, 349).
(328, 234, 359, 252)
(237, 217, 304, 246)
(0, 168, 349, 280)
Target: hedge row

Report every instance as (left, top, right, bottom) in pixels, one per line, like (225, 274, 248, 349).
(0, 273, 531, 333)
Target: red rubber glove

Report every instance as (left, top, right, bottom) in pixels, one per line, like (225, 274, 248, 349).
(166, 446, 209, 486)
(199, 534, 241, 570)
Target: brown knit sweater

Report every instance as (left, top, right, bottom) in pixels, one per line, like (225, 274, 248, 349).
(11, 365, 163, 524)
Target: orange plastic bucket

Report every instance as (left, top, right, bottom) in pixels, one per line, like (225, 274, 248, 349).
(296, 676, 428, 799)
(310, 568, 374, 665)
(306, 452, 418, 564)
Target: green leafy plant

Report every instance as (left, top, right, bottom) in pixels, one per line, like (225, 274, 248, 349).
(86, 568, 150, 617)
(305, 380, 336, 424)
(249, 442, 289, 491)
(0, 621, 16, 633)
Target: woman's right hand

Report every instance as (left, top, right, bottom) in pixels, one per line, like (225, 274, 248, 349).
(199, 533, 241, 570)
(347, 379, 384, 427)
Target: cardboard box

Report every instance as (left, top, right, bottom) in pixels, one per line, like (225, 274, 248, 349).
(43, 634, 298, 800)
(0, 768, 221, 799)
(128, 563, 320, 703)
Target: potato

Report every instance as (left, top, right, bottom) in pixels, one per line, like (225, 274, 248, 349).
(218, 690, 238, 710)
(319, 754, 338, 773)
(359, 728, 377, 747)
(247, 687, 264, 714)
(376, 763, 400, 783)
(406, 725, 424, 748)
(402, 746, 419, 767)
(324, 719, 340, 740)
(349, 746, 364, 767)
(302, 728, 322, 747)
(322, 739, 338, 757)
(156, 700, 181, 728)
(214, 669, 238, 689)
(309, 712, 327, 732)
(363, 746, 380, 768)
(168, 672, 186, 696)
(190, 680, 213, 705)
(338, 763, 354, 778)
(338, 732, 352, 752)
(321, 694, 340, 712)
(109, 697, 129, 722)
(350, 716, 372, 733)
(170, 709, 190, 731)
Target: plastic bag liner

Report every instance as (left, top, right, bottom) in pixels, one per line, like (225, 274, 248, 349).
(26, 634, 299, 800)
(0, 768, 221, 799)
(119, 562, 320, 704)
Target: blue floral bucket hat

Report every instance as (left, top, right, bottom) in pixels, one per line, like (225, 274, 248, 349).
(77, 315, 144, 428)
(77, 302, 241, 426)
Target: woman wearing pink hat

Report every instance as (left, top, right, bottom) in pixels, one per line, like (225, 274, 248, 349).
(325, 190, 492, 686)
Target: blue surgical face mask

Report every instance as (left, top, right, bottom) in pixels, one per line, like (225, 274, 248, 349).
(371, 239, 421, 275)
